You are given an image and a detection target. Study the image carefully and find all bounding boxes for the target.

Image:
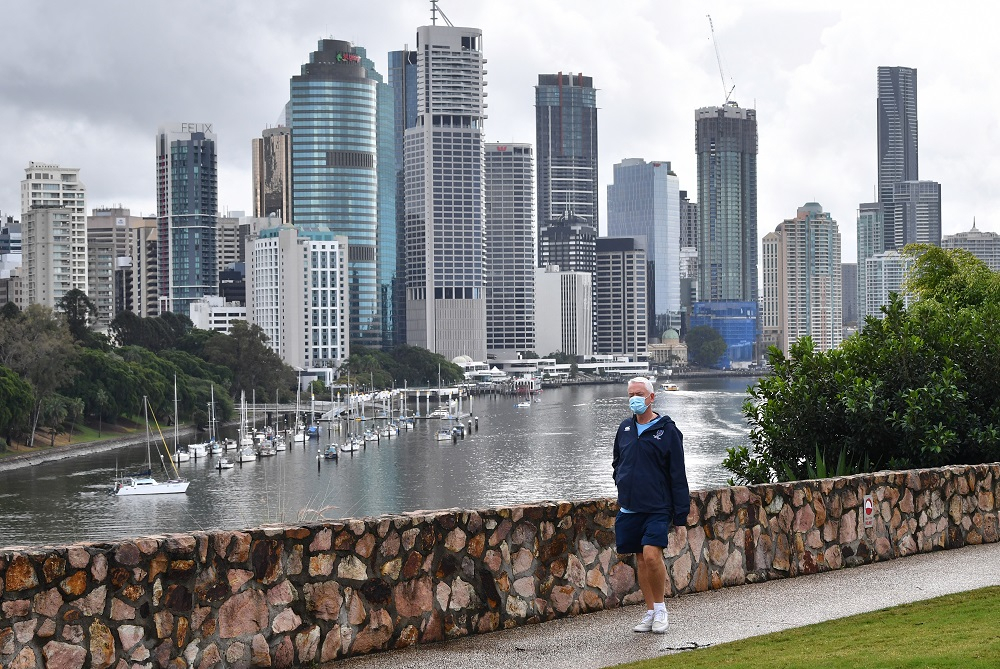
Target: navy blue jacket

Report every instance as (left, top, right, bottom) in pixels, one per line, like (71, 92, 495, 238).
(612, 413, 690, 526)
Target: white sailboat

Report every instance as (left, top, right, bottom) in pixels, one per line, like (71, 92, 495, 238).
(293, 385, 306, 443)
(114, 395, 189, 496)
(237, 391, 256, 462)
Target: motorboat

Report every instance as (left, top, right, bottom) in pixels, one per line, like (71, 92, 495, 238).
(661, 383, 679, 392)
(427, 405, 452, 419)
(364, 429, 379, 442)
(216, 457, 235, 470)
(188, 442, 208, 459)
(237, 447, 257, 463)
(323, 445, 339, 460)
(436, 428, 455, 442)
(274, 437, 287, 452)
(209, 441, 222, 455)
(514, 401, 531, 408)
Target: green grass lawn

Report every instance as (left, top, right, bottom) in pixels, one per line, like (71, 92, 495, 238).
(615, 587, 1000, 669)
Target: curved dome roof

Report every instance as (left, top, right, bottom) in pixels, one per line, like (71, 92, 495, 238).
(451, 355, 474, 365)
(662, 328, 680, 341)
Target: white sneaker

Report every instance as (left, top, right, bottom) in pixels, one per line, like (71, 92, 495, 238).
(633, 610, 654, 633)
(651, 608, 669, 633)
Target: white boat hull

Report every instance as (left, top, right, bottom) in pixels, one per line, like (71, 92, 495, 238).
(115, 477, 189, 496)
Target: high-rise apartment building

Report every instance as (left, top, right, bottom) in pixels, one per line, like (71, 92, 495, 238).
(21, 163, 87, 298)
(535, 72, 598, 262)
(695, 104, 758, 303)
(156, 123, 218, 317)
(679, 190, 698, 249)
(942, 222, 1000, 271)
(856, 201, 883, 321)
(388, 48, 418, 346)
(246, 223, 349, 371)
(842, 263, 858, 330)
(122, 216, 159, 318)
(290, 39, 394, 349)
(865, 250, 913, 318)
(534, 265, 592, 358)
(485, 143, 535, 356)
(760, 203, 842, 356)
(86, 208, 133, 328)
(877, 67, 918, 227)
(21, 208, 85, 309)
(594, 237, 647, 357)
(251, 126, 292, 224)
(404, 22, 487, 360)
(889, 180, 941, 248)
(216, 213, 242, 277)
(607, 158, 681, 336)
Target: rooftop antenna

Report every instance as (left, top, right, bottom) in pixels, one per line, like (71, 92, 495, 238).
(430, 0, 454, 27)
(707, 15, 736, 105)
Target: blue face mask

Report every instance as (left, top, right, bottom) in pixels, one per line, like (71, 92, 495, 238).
(629, 396, 648, 414)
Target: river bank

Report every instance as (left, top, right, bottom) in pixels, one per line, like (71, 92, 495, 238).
(0, 426, 201, 473)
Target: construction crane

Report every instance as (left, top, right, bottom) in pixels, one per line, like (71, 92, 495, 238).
(707, 15, 736, 105)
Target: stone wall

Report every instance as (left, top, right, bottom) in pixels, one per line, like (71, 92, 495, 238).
(2, 463, 998, 668)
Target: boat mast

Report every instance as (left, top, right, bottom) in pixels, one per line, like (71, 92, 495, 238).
(173, 375, 178, 455)
(144, 395, 151, 471)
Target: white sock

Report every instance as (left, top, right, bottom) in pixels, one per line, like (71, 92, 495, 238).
(653, 602, 666, 613)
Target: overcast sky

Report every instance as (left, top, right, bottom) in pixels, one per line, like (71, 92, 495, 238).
(2, 0, 994, 264)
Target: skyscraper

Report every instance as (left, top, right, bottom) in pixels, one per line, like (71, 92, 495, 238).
(877, 67, 918, 226)
(86, 208, 132, 328)
(289, 39, 394, 349)
(695, 104, 758, 303)
(21, 162, 87, 304)
(251, 126, 292, 224)
(595, 237, 647, 357)
(538, 214, 597, 274)
(856, 201, 883, 311)
(760, 203, 842, 356)
(607, 158, 681, 336)
(679, 190, 698, 249)
(404, 22, 487, 361)
(156, 123, 218, 317)
(534, 265, 592, 358)
(388, 48, 418, 346)
(889, 180, 941, 248)
(485, 143, 535, 356)
(535, 72, 598, 261)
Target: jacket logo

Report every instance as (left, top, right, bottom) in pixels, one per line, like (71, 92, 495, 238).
(653, 430, 664, 440)
(624, 427, 631, 431)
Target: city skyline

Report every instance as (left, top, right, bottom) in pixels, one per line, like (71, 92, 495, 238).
(1, 2, 997, 269)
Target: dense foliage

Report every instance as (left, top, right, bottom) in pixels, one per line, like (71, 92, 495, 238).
(0, 305, 466, 450)
(685, 325, 728, 368)
(726, 245, 1000, 484)
(339, 345, 464, 390)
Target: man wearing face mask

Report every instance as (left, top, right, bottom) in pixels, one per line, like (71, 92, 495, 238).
(611, 376, 690, 634)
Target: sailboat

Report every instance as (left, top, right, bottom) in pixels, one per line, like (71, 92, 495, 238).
(113, 395, 189, 496)
(293, 385, 306, 443)
(237, 391, 257, 462)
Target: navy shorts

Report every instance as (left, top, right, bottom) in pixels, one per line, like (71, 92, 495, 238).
(615, 511, 671, 553)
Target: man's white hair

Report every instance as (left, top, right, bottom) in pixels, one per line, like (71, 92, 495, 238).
(628, 376, 654, 394)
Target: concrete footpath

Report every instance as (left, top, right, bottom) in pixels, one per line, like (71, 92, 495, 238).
(324, 541, 1000, 669)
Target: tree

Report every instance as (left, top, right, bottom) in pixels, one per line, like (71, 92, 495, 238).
(0, 305, 79, 448)
(685, 325, 727, 368)
(0, 364, 32, 450)
(56, 289, 98, 345)
(201, 320, 295, 399)
(725, 246, 1000, 485)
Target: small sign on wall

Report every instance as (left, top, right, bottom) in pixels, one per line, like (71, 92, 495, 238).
(863, 494, 875, 529)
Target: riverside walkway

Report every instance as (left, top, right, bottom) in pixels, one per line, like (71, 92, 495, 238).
(324, 541, 1000, 669)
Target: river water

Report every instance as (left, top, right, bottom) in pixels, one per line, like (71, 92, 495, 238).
(0, 376, 755, 549)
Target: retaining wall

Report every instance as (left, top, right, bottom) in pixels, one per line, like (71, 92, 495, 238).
(1, 463, 998, 668)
